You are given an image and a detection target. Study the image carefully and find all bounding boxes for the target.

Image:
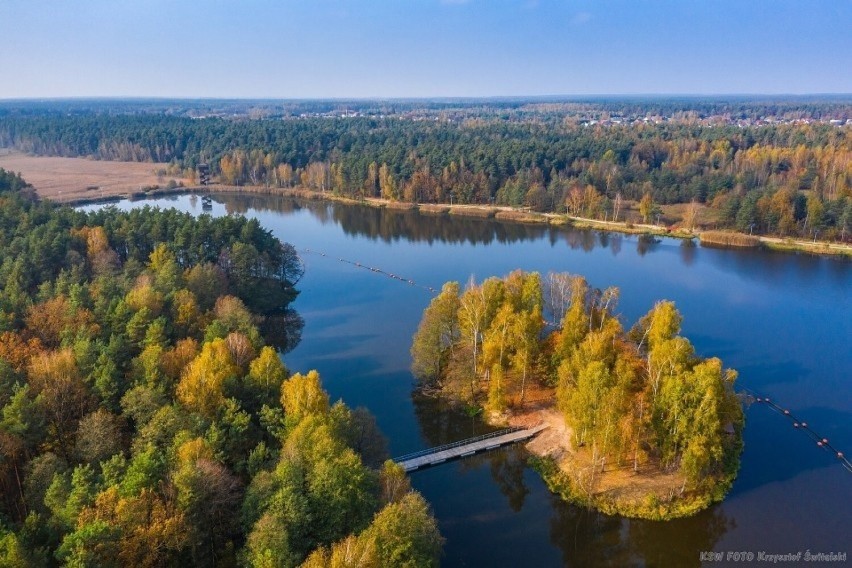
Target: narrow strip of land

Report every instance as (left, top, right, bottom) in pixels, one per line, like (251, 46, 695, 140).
(3, 151, 849, 257)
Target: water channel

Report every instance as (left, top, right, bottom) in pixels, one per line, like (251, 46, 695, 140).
(83, 193, 851, 567)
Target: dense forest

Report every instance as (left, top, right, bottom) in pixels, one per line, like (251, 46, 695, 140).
(411, 271, 743, 515)
(0, 169, 442, 566)
(1, 99, 851, 240)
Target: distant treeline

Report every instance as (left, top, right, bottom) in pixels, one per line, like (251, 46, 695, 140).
(1, 109, 850, 240)
(1, 96, 850, 121)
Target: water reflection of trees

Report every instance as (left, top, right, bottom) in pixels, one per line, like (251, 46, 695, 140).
(680, 238, 697, 265)
(636, 234, 660, 256)
(488, 446, 529, 512)
(409, 389, 732, 567)
(218, 193, 613, 248)
(701, 242, 852, 289)
(410, 392, 531, 511)
(410, 392, 496, 444)
(261, 307, 304, 354)
(548, 499, 732, 567)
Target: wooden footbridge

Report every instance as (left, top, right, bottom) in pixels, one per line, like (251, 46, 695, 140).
(394, 424, 548, 472)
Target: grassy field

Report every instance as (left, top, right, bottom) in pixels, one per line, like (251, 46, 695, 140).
(0, 151, 189, 202)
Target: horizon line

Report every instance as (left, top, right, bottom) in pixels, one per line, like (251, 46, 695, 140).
(3, 93, 852, 103)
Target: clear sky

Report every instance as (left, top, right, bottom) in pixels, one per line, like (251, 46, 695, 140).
(1, 0, 850, 99)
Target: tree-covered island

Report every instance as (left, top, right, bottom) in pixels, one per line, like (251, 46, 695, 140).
(0, 169, 443, 567)
(412, 271, 744, 520)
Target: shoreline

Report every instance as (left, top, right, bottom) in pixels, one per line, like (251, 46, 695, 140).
(483, 403, 727, 521)
(55, 184, 852, 258)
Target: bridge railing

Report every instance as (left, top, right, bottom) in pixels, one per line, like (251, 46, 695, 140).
(393, 427, 524, 463)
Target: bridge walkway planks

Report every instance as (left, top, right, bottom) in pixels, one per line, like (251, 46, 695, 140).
(397, 424, 548, 472)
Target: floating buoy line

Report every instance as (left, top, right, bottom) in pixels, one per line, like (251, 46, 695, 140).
(299, 249, 851, 475)
(301, 248, 438, 294)
(742, 388, 851, 474)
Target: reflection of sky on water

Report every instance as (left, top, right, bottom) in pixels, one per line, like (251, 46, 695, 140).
(81, 193, 852, 567)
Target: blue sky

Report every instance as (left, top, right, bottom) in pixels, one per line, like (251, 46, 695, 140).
(1, 0, 850, 98)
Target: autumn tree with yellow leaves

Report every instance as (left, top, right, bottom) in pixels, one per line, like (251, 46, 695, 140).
(412, 270, 744, 513)
(0, 176, 442, 566)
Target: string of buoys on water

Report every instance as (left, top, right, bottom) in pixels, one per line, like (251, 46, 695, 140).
(297, 249, 852, 475)
(742, 388, 852, 474)
(301, 248, 438, 294)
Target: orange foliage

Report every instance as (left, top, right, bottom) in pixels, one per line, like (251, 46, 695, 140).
(71, 225, 120, 275)
(25, 296, 99, 348)
(28, 349, 91, 447)
(71, 225, 109, 257)
(78, 487, 188, 567)
(0, 331, 45, 372)
(161, 338, 199, 381)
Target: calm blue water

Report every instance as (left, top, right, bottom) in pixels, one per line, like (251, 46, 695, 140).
(83, 193, 852, 567)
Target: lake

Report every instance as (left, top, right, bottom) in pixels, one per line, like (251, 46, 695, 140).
(83, 193, 852, 567)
